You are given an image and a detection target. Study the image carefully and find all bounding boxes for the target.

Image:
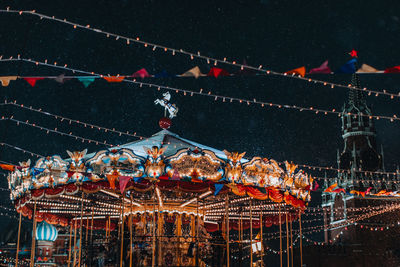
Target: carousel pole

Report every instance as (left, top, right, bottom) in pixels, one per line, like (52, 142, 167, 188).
(152, 190, 156, 267)
(86, 214, 89, 242)
(250, 199, 253, 267)
(290, 219, 293, 267)
(85, 213, 89, 267)
(15, 211, 22, 267)
(239, 209, 243, 267)
(260, 209, 263, 264)
(120, 195, 125, 267)
(225, 195, 229, 267)
(279, 205, 282, 267)
(90, 208, 94, 267)
(72, 217, 78, 267)
(286, 211, 290, 267)
(196, 197, 200, 266)
(67, 221, 73, 267)
(108, 216, 111, 240)
(299, 209, 303, 267)
(78, 192, 85, 266)
(130, 195, 134, 267)
(29, 199, 37, 267)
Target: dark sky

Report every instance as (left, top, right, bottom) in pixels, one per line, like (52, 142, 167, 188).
(0, 0, 400, 241)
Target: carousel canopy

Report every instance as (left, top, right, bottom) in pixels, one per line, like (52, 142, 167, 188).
(6, 126, 312, 227)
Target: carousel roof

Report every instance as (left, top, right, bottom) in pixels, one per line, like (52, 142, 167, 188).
(113, 129, 237, 161)
(5, 122, 313, 228)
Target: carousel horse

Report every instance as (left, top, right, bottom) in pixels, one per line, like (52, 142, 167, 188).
(154, 92, 179, 118)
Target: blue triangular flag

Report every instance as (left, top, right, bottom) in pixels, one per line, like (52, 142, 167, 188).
(214, 184, 224, 196)
(154, 70, 173, 78)
(336, 58, 357, 74)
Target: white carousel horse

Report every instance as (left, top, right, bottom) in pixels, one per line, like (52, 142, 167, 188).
(154, 92, 179, 118)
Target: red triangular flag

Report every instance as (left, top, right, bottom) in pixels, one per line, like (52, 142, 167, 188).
(207, 67, 230, 78)
(119, 176, 131, 193)
(23, 77, 44, 87)
(309, 61, 331, 74)
(0, 164, 15, 171)
(384, 66, 400, 73)
(133, 68, 150, 78)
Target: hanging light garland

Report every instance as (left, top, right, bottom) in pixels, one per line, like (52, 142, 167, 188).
(2, 57, 399, 123)
(1, 8, 399, 101)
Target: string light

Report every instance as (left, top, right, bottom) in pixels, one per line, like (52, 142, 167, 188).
(6, 117, 114, 147)
(2, 57, 399, 124)
(3, 99, 400, 178)
(1, 9, 399, 101)
(4, 100, 146, 140)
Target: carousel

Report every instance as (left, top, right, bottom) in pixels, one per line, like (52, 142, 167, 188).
(5, 94, 313, 266)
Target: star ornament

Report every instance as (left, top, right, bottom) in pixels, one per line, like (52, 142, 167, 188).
(349, 49, 358, 58)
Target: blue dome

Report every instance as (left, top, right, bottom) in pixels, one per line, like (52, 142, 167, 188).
(35, 221, 58, 242)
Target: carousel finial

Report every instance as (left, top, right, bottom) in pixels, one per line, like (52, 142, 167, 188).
(154, 92, 179, 119)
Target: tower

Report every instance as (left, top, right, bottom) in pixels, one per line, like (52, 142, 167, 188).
(322, 61, 383, 242)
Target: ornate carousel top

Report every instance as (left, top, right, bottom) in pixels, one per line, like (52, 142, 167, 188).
(6, 125, 311, 224)
(3, 94, 313, 228)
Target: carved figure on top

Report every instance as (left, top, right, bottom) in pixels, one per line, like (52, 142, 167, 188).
(154, 92, 179, 119)
(67, 149, 87, 172)
(223, 150, 246, 183)
(144, 146, 167, 179)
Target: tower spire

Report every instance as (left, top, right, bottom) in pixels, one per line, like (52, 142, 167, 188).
(347, 51, 366, 109)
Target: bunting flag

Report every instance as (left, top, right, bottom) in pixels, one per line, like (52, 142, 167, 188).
(154, 70, 173, 78)
(350, 187, 372, 197)
(23, 77, 45, 87)
(181, 66, 205, 78)
(77, 77, 95, 87)
(53, 74, 71, 83)
(311, 180, 319, 191)
(356, 64, 382, 73)
(171, 169, 181, 180)
(0, 76, 17, 87)
(332, 188, 346, 193)
(133, 68, 150, 78)
(286, 66, 306, 77)
(103, 76, 125, 82)
(119, 176, 131, 193)
(384, 66, 400, 73)
(106, 173, 119, 189)
(324, 183, 338, 193)
(214, 183, 224, 196)
(0, 163, 15, 171)
(309, 61, 331, 74)
(208, 67, 230, 78)
(336, 58, 357, 73)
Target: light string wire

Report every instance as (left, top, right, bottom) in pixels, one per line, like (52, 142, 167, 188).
(7, 99, 399, 178)
(2, 106, 400, 181)
(1, 8, 400, 101)
(6, 117, 114, 147)
(4, 100, 146, 140)
(261, 203, 400, 243)
(2, 57, 400, 124)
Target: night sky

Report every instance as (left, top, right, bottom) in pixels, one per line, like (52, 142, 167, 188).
(1, 0, 400, 244)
